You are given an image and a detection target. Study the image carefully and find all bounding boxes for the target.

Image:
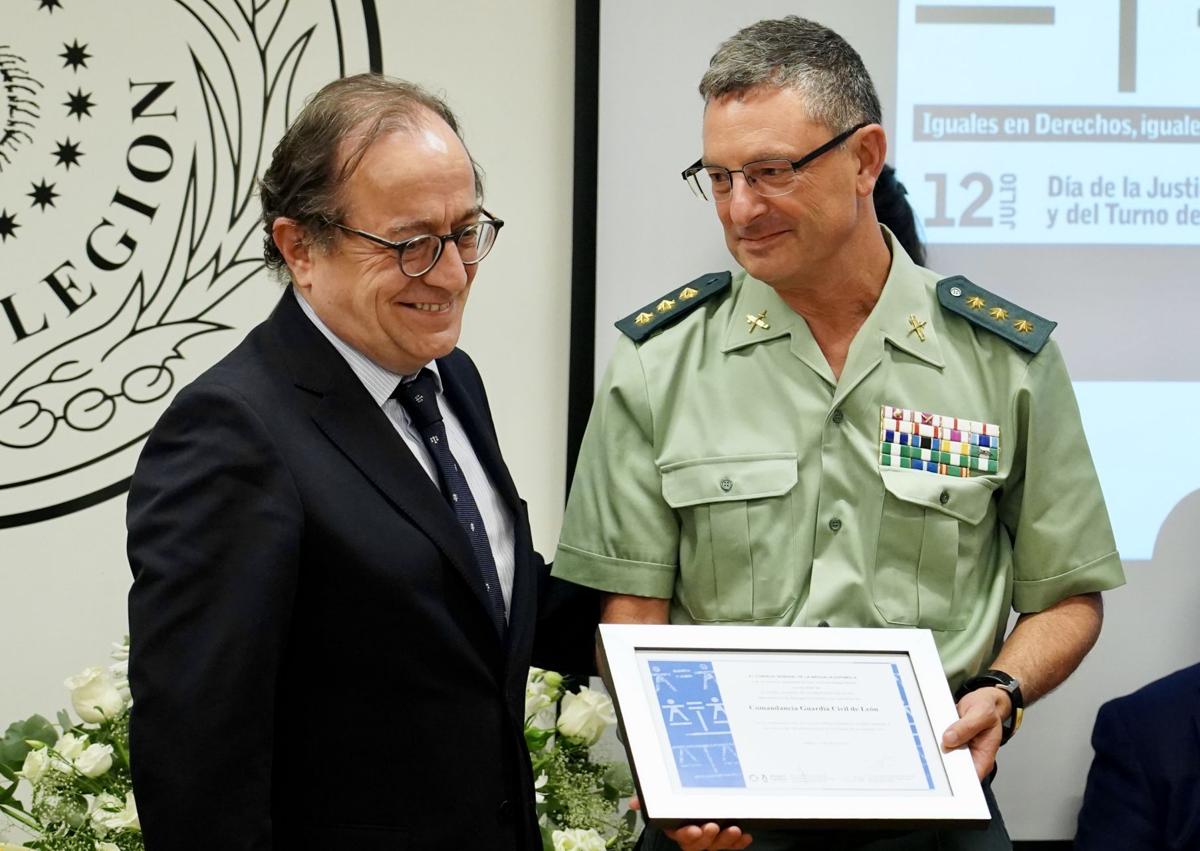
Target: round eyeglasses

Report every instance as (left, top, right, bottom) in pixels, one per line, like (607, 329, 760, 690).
(330, 210, 504, 277)
(681, 123, 868, 201)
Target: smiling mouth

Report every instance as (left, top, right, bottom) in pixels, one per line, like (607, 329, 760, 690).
(740, 231, 785, 244)
(407, 302, 452, 313)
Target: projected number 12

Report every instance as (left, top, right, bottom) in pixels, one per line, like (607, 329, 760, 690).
(923, 172, 1017, 230)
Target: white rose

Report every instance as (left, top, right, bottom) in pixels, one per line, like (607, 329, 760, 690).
(556, 687, 616, 746)
(525, 688, 553, 721)
(525, 669, 565, 729)
(91, 791, 139, 834)
(65, 667, 127, 723)
(52, 732, 88, 770)
(17, 747, 50, 783)
(74, 743, 115, 778)
(90, 793, 122, 835)
(552, 827, 607, 851)
(96, 844, 121, 851)
(0, 844, 38, 850)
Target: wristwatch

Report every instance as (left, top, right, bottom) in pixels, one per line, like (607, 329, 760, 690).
(956, 669, 1024, 745)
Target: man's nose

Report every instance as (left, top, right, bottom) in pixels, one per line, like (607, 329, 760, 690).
(420, 240, 469, 291)
(726, 173, 767, 225)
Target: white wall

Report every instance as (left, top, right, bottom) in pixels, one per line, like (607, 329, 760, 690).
(0, 0, 573, 765)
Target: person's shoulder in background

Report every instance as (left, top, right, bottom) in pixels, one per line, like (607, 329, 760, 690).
(1075, 662, 1200, 851)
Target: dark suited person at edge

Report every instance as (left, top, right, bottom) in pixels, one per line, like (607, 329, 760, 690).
(126, 74, 596, 850)
(1075, 662, 1200, 850)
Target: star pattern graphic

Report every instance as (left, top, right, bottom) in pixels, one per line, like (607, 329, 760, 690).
(64, 88, 95, 120)
(52, 138, 83, 169)
(28, 179, 59, 210)
(37, 0, 63, 11)
(0, 209, 20, 242)
(60, 40, 91, 71)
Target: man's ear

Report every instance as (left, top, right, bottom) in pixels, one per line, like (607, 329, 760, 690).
(272, 218, 315, 288)
(853, 124, 888, 198)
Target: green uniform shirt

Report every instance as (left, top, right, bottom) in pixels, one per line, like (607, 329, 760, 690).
(554, 234, 1125, 689)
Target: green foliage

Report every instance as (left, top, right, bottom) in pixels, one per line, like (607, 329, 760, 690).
(0, 715, 58, 773)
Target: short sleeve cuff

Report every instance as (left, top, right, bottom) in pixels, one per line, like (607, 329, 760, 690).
(1012, 550, 1126, 612)
(552, 542, 677, 598)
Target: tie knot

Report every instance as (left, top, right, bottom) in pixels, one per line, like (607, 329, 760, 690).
(391, 368, 443, 431)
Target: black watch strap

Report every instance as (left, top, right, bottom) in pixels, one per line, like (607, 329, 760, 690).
(956, 669, 1024, 745)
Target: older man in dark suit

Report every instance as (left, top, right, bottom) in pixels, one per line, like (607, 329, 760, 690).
(126, 74, 593, 850)
(1075, 662, 1200, 850)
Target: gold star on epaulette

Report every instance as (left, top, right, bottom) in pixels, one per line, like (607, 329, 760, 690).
(678, 287, 699, 300)
(989, 307, 1009, 321)
(656, 299, 676, 313)
(634, 311, 654, 326)
(966, 295, 986, 310)
(1013, 319, 1035, 334)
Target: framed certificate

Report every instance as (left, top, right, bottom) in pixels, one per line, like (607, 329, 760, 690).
(598, 624, 989, 829)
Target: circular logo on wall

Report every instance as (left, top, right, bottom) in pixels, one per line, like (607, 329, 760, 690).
(0, 0, 381, 527)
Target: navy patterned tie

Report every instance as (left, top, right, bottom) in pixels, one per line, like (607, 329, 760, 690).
(392, 369, 507, 635)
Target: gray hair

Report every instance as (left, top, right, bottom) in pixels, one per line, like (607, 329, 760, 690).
(699, 16, 882, 131)
(258, 73, 482, 275)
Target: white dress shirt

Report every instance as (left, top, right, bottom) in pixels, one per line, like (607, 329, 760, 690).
(294, 289, 516, 618)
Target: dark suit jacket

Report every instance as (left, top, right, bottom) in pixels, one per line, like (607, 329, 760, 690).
(1075, 662, 1200, 850)
(127, 291, 595, 850)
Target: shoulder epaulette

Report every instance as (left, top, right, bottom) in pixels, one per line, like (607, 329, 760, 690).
(936, 275, 1056, 355)
(615, 271, 732, 342)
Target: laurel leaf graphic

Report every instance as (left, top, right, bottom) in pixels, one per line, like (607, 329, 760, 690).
(102, 320, 225, 391)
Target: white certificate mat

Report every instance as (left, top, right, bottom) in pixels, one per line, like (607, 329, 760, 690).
(600, 625, 988, 828)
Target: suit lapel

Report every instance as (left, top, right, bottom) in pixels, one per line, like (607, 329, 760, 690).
(265, 293, 499, 627)
(438, 353, 521, 510)
(438, 353, 537, 656)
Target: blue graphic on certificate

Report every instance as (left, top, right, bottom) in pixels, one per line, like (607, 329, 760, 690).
(648, 660, 745, 788)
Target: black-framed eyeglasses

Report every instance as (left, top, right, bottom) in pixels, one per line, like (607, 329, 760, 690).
(681, 122, 868, 201)
(330, 209, 504, 277)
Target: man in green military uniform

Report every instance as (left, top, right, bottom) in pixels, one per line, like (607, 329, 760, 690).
(553, 16, 1125, 851)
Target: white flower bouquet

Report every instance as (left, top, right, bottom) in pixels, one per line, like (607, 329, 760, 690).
(0, 640, 141, 851)
(3, 654, 640, 850)
(525, 668, 637, 851)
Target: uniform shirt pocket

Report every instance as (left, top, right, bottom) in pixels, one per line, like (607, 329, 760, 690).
(661, 453, 798, 623)
(874, 469, 996, 631)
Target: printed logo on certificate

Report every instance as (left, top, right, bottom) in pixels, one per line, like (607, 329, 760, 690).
(600, 625, 989, 829)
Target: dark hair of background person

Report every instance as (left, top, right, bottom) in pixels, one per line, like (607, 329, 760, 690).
(874, 164, 926, 266)
(258, 73, 483, 277)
